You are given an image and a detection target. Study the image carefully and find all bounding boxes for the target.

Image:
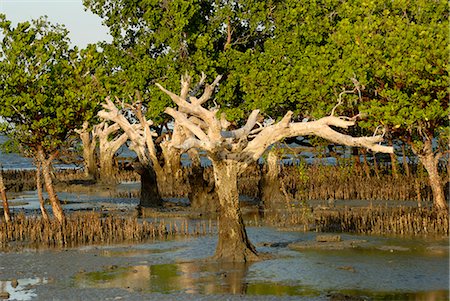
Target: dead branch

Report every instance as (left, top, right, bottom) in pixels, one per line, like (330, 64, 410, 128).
(157, 73, 394, 164)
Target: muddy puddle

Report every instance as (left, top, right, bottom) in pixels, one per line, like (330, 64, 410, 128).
(7, 182, 140, 212)
(0, 278, 49, 300)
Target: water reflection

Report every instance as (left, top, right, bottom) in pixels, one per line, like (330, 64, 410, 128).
(74, 260, 448, 300)
(72, 231, 449, 299)
(75, 261, 255, 295)
(97, 261, 316, 296)
(0, 277, 48, 301)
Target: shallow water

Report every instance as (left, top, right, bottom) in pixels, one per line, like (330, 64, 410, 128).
(2, 185, 449, 300)
(1, 146, 448, 300)
(7, 182, 141, 212)
(0, 223, 448, 300)
(0, 277, 49, 300)
(68, 229, 449, 300)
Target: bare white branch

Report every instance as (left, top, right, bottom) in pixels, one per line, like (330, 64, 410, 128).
(165, 107, 210, 146)
(174, 137, 210, 151)
(158, 72, 393, 164)
(221, 110, 260, 139)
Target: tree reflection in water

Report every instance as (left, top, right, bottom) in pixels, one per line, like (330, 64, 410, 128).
(75, 261, 251, 295)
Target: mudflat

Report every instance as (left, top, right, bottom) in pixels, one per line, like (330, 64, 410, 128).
(1, 230, 448, 301)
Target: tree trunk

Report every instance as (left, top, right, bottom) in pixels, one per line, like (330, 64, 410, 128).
(158, 142, 184, 197)
(97, 123, 128, 183)
(212, 159, 258, 262)
(99, 150, 116, 183)
(412, 140, 448, 211)
(373, 154, 380, 179)
(36, 161, 50, 221)
(188, 152, 218, 213)
(133, 161, 162, 208)
(0, 164, 11, 223)
(38, 147, 65, 223)
(261, 150, 285, 211)
(79, 121, 98, 179)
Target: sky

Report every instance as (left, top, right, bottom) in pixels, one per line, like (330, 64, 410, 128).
(0, 0, 112, 48)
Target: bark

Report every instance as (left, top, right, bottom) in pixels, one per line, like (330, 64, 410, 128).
(97, 121, 128, 183)
(187, 150, 218, 212)
(156, 73, 394, 262)
(98, 97, 163, 202)
(35, 160, 50, 221)
(412, 140, 448, 211)
(373, 154, 380, 179)
(158, 141, 184, 197)
(98, 152, 116, 182)
(38, 146, 65, 223)
(0, 164, 11, 223)
(261, 150, 285, 211)
(76, 121, 98, 179)
(212, 159, 258, 262)
(133, 161, 162, 208)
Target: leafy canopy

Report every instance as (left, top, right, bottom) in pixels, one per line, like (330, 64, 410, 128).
(85, 0, 448, 150)
(330, 0, 449, 148)
(83, 0, 274, 124)
(0, 15, 92, 155)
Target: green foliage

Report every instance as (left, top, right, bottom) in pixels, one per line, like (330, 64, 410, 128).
(329, 0, 449, 149)
(0, 137, 21, 154)
(0, 15, 92, 156)
(84, 0, 447, 156)
(83, 0, 274, 124)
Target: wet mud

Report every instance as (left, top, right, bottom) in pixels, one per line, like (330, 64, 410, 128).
(0, 229, 448, 300)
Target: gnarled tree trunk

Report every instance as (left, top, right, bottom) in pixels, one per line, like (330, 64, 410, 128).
(98, 97, 164, 207)
(158, 141, 184, 197)
(187, 150, 218, 212)
(261, 150, 285, 211)
(212, 159, 258, 262)
(351, 147, 362, 175)
(77, 121, 98, 180)
(157, 73, 393, 262)
(38, 146, 65, 223)
(0, 164, 11, 223)
(97, 121, 128, 183)
(98, 149, 116, 182)
(133, 161, 162, 208)
(412, 139, 447, 211)
(35, 160, 50, 221)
